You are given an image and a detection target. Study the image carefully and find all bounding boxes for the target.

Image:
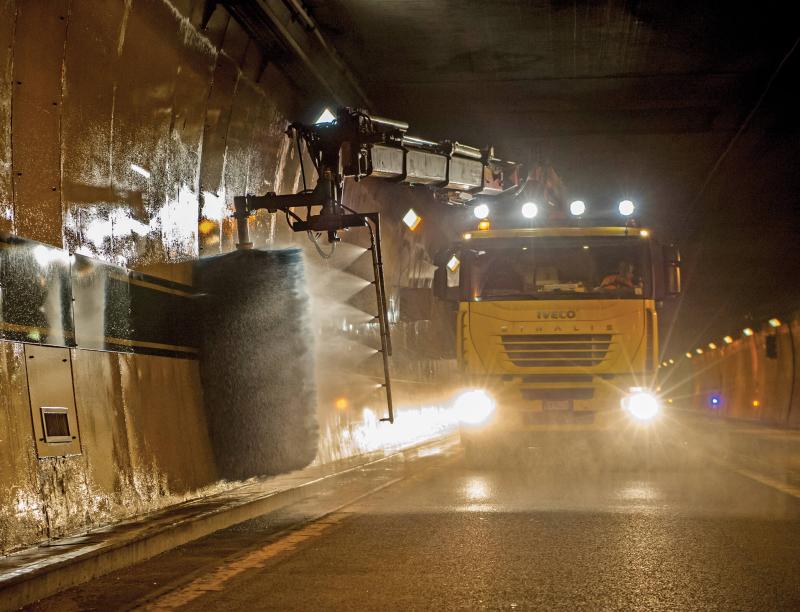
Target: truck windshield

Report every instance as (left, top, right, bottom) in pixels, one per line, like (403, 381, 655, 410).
(462, 236, 651, 300)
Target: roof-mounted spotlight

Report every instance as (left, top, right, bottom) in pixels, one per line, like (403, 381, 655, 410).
(472, 203, 490, 219)
(314, 108, 336, 124)
(521, 201, 538, 219)
(569, 200, 586, 216)
(618, 200, 635, 216)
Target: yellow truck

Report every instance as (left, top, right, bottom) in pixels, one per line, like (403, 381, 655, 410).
(434, 216, 682, 460)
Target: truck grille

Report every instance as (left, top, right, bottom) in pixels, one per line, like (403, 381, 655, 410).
(501, 334, 612, 368)
(521, 388, 594, 401)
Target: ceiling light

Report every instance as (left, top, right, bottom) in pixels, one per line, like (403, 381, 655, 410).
(742, 327, 754, 337)
(768, 318, 781, 328)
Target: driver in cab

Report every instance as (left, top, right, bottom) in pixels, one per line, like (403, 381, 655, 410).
(600, 261, 636, 292)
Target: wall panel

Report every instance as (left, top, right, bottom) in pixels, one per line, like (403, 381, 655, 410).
(0, 0, 14, 234)
(10, 0, 69, 245)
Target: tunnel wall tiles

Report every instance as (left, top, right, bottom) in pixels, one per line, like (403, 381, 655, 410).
(689, 315, 800, 428)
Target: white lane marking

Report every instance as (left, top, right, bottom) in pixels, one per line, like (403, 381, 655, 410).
(730, 466, 800, 500)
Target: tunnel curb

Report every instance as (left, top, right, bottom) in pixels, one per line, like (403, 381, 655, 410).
(0, 437, 455, 611)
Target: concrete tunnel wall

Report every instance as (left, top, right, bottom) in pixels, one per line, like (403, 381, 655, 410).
(667, 313, 800, 428)
(0, 1, 460, 554)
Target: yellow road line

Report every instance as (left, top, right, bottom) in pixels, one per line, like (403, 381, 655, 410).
(140, 512, 352, 610)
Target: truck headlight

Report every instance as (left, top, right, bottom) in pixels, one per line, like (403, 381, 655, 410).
(455, 390, 496, 425)
(622, 388, 659, 421)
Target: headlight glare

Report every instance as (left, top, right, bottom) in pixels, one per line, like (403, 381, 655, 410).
(622, 389, 659, 421)
(455, 390, 496, 425)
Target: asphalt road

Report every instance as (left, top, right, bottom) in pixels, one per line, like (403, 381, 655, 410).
(26, 414, 800, 611)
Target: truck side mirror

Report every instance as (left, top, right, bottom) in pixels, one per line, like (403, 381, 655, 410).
(664, 244, 681, 296)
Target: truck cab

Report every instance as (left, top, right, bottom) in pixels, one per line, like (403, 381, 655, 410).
(435, 221, 681, 456)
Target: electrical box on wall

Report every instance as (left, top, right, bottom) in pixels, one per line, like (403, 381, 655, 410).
(24, 345, 82, 458)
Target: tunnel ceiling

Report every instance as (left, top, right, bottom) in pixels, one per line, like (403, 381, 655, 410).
(294, 0, 800, 353)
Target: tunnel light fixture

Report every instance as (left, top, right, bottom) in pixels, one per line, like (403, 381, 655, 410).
(478, 219, 491, 231)
(335, 397, 349, 410)
(752, 399, 760, 408)
(768, 318, 781, 328)
(472, 203, 490, 219)
(463, 232, 472, 240)
(314, 108, 336, 124)
(695, 348, 703, 355)
(130, 163, 151, 179)
(708, 342, 717, 350)
(685, 352, 693, 359)
(669, 358, 675, 364)
(742, 327, 754, 337)
(661, 360, 667, 367)
(446, 254, 461, 272)
(521, 201, 538, 219)
(723, 335, 733, 344)
(618, 199, 635, 216)
(582, 244, 589, 250)
(640, 229, 650, 237)
(402, 208, 421, 231)
(569, 200, 586, 216)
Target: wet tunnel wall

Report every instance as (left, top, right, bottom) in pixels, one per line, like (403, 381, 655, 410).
(0, 0, 306, 554)
(668, 312, 800, 428)
(0, 1, 460, 554)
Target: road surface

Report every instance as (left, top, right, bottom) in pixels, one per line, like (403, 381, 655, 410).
(26, 412, 800, 611)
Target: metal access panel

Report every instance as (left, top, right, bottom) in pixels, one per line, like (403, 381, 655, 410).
(24, 344, 82, 458)
(405, 150, 448, 184)
(370, 144, 404, 178)
(446, 156, 484, 190)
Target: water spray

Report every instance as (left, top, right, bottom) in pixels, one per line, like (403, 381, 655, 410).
(232, 108, 522, 424)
